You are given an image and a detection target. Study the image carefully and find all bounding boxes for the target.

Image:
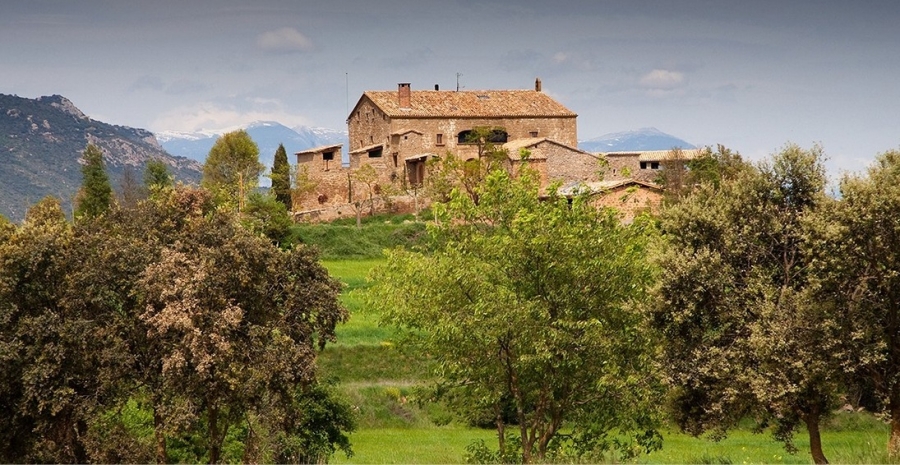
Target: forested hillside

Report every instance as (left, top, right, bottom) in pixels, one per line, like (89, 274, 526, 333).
(0, 94, 201, 221)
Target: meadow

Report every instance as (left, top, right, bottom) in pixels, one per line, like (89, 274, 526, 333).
(315, 255, 894, 464)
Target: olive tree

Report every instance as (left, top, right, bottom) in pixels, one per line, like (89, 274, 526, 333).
(651, 144, 840, 464)
(806, 149, 900, 458)
(369, 167, 662, 463)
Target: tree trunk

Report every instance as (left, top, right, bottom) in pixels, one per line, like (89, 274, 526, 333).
(154, 407, 168, 464)
(890, 399, 900, 459)
(208, 405, 220, 464)
(804, 412, 828, 464)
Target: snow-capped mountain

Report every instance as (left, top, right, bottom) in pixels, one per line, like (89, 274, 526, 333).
(157, 121, 348, 184)
(578, 127, 695, 153)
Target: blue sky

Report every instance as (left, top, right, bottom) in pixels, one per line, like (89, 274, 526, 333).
(3, 0, 899, 176)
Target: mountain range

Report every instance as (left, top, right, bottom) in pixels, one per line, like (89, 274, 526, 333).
(157, 122, 348, 185)
(0, 94, 201, 222)
(578, 127, 696, 152)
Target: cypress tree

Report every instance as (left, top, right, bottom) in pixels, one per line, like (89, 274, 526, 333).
(74, 143, 112, 219)
(271, 143, 292, 210)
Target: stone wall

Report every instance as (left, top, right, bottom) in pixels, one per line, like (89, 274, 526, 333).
(589, 183, 662, 223)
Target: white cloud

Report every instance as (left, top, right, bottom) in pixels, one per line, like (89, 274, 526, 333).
(639, 69, 686, 90)
(150, 100, 314, 133)
(256, 27, 314, 53)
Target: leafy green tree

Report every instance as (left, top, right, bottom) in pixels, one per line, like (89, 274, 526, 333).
(74, 143, 113, 218)
(144, 159, 173, 192)
(806, 149, 900, 458)
(369, 167, 662, 463)
(651, 144, 839, 464)
(243, 191, 293, 246)
(202, 130, 263, 211)
(271, 143, 292, 210)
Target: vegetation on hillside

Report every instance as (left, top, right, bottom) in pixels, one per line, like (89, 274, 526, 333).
(7, 130, 900, 464)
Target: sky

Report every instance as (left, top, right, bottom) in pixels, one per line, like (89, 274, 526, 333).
(3, 0, 900, 177)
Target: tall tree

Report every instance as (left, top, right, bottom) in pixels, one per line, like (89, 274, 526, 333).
(807, 149, 900, 458)
(651, 144, 839, 464)
(370, 167, 662, 463)
(202, 130, 263, 211)
(144, 159, 173, 192)
(271, 143, 292, 210)
(74, 143, 113, 218)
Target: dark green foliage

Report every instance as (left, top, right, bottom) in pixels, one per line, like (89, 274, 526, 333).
(651, 143, 838, 464)
(144, 159, 173, 191)
(0, 186, 354, 463)
(271, 143, 292, 209)
(243, 191, 293, 246)
(74, 143, 113, 219)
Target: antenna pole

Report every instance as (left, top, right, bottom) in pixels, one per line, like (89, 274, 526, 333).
(345, 73, 349, 115)
(456, 72, 462, 91)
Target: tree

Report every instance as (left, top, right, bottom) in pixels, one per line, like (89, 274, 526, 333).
(0, 186, 354, 463)
(271, 143, 292, 210)
(650, 143, 839, 464)
(137, 194, 348, 463)
(806, 149, 900, 458)
(0, 197, 110, 463)
(369, 167, 662, 463)
(349, 164, 381, 229)
(144, 159, 173, 192)
(655, 145, 749, 202)
(202, 130, 263, 211)
(74, 143, 113, 219)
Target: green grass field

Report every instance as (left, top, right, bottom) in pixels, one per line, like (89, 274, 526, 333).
(319, 257, 896, 464)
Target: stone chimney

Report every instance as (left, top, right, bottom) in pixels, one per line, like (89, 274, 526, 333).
(535, 77, 542, 92)
(399, 83, 411, 108)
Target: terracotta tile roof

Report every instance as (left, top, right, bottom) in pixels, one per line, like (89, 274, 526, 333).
(349, 143, 383, 155)
(363, 89, 577, 118)
(556, 179, 662, 197)
(600, 149, 701, 162)
(295, 143, 342, 155)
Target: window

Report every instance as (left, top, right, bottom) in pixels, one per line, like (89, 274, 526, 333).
(323, 151, 335, 161)
(640, 161, 648, 169)
(370, 135, 374, 143)
(368, 148, 382, 158)
(392, 152, 399, 167)
(530, 131, 538, 137)
(651, 161, 660, 169)
(436, 133, 444, 145)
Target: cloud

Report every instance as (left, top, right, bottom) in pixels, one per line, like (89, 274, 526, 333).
(256, 27, 314, 53)
(639, 69, 686, 90)
(129, 76, 208, 95)
(151, 99, 314, 133)
(129, 75, 165, 92)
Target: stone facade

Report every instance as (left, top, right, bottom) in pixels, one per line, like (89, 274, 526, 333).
(558, 179, 664, 223)
(293, 80, 683, 222)
(601, 149, 700, 184)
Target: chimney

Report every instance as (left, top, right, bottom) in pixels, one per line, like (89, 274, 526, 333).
(434, 84, 439, 91)
(398, 83, 411, 108)
(535, 77, 542, 92)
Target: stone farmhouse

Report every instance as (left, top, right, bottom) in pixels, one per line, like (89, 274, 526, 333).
(294, 80, 686, 220)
